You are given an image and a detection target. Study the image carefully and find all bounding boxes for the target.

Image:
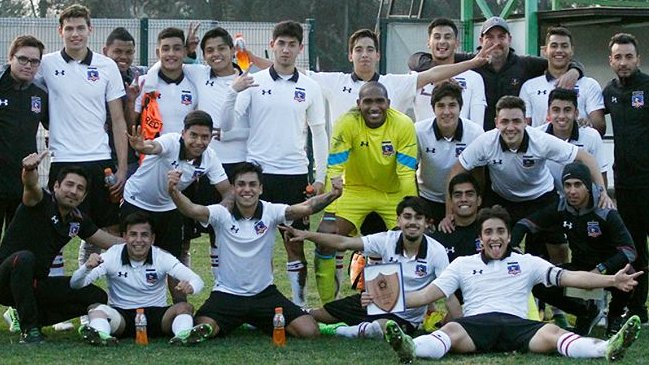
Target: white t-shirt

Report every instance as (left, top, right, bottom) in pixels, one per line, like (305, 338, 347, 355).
(124, 133, 227, 211)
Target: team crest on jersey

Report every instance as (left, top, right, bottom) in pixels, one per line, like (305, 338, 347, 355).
(474, 238, 482, 251)
(587, 221, 602, 238)
(31, 96, 41, 113)
(254, 220, 268, 235)
(507, 262, 521, 275)
(573, 84, 580, 96)
(455, 143, 467, 157)
(145, 269, 158, 284)
(454, 77, 467, 89)
(632, 91, 644, 108)
(382, 141, 395, 156)
(68, 222, 80, 237)
(192, 167, 206, 180)
(522, 155, 535, 168)
(415, 264, 427, 277)
(294, 87, 306, 102)
(181, 91, 193, 105)
(87, 68, 99, 81)
(510, 78, 520, 87)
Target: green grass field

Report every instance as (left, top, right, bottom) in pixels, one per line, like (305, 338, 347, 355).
(1, 229, 647, 364)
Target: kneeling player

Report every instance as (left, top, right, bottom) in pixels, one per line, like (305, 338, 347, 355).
(70, 212, 207, 345)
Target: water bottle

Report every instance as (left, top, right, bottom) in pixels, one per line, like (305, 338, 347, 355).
(272, 307, 286, 347)
(103, 168, 121, 203)
(135, 308, 148, 345)
(234, 33, 251, 71)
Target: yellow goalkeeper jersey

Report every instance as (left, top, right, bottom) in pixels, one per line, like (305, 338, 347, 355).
(327, 108, 417, 195)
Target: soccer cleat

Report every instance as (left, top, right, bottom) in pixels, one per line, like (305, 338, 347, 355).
(53, 320, 74, 332)
(384, 320, 415, 364)
(606, 315, 641, 361)
(19, 327, 45, 344)
(4, 307, 21, 333)
(169, 323, 213, 345)
(79, 325, 118, 346)
(318, 322, 345, 336)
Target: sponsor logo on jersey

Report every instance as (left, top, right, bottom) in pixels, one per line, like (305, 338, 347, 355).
(587, 221, 602, 238)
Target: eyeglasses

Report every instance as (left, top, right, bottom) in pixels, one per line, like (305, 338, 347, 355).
(15, 55, 41, 67)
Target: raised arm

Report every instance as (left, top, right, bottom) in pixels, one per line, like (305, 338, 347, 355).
(127, 125, 163, 155)
(281, 225, 364, 252)
(560, 264, 641, 292)
(284, 181, 342, 221)
(21, 151, 48, 207)
(168, 170, 210, 223)
(86, 229, 123, 250)
(415, 43, 496, 89)
(574, 149, 613, 208)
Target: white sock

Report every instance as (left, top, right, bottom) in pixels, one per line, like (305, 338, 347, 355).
(171, 314, 194, 335)
(335, 252, 344, 297)
(414, 330, 452, 359)
(48, 251, 65, 277)
(287, 260, 306, 307)
(89, 317, 111, 334)
(210, 242, 219, 282)
(556, 332, 607, 358)
(335, 321, 383, 339)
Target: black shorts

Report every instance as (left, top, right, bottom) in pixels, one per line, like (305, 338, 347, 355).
(323, 294, 416, 334)
(48, 160, 120, 228)
(114, 306, 170, 338)
(452, 312, 546, 353)
(120, 201, 183, 259)
(195, 285, 308, 336)
(260, 173, 309, 230)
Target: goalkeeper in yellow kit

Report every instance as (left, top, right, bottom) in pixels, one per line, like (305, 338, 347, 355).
(315, 81, 418, 303)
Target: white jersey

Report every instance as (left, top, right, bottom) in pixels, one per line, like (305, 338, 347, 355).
(433, 252, 556, 318)
(184, 64, 247, 164)
(134, 72, 197, 135)
(413, 69, 486, 125)
(124, 133, 227, 212)
(306, 71, 418, 125)
(37, 50, 125, 162)
(519, 74, 604, 127)
(458, 127, 578, 201)
(536, 123, 608, 192)
(70, 243, 204, 309)
(416, 117, 484, 203)
(204, 201, 290, 296)
(362, 231, 448, 325)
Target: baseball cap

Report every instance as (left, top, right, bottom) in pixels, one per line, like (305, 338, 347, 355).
(480, 16, 510, 35)
(561, 162, 592, 191)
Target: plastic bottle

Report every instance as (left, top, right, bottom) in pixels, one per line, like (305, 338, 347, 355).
(135, 308, 148, 345)
(234, 33, 251, 71)
(103, 168, 121, 203)
(272, 307, 286, 347)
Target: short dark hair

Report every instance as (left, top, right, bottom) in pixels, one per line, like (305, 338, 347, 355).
(545, 26, 573, 45)
(183, 110, 213, 130)
(105, 27, 135, 47)
(348, 28, 379, 53)
(56, 165, 91, 190)
(396, 196, 431, 219)
(8, 35, 45, 58)
(495, 95, 526, 116)
(609, 33, 639, 55)
(232, 162, 263, 184)
(427, 17, 458, 37)
(358, 81, 388, 100)
(157, 27, 185, 44)
(272, 21, 303, 43)
(120, 211, 155, 234)
(59, 4, 91, 27)
(201, 27, 234, 53)
(448, 172, 481, 197)
(548, 88, 578, 109)
(430, 80, 463, 109)
(476, 205, 511, 235)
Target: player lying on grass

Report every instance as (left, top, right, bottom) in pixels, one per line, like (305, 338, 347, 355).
(369, 205, 642, 363)
(70, 211, 208, 346)
(282, 196, 460, 339)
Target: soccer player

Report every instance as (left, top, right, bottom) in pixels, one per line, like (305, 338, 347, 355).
(0, 152, 122, 343)
(282, 196, 457, 340)
(71, 212, 209, 346)
(538, 88, 607, 192)
(168, 162, 342, 339)
(604, 32, 649, 324)
(382, 206, 642, 363)
(0, 35, 48, 233)
(220, 20, 328, 307)
(124, 110, 232, 303)
(520, 27, 605, 133)
(416, 81, 483, 225)
(412, 18, 486, 125)
(512, 162, 636, 337)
